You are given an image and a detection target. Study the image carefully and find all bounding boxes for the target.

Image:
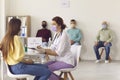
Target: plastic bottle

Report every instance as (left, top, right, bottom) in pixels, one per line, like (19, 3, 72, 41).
(25, 44, 27, 52)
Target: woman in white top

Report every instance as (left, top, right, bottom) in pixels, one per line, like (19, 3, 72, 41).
(37, 16, 75, 80)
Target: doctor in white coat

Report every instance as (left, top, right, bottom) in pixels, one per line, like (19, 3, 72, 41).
(37, 16, 75, 80)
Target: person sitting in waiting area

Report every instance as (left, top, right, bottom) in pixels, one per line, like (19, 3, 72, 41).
(36, 21, 52, 47)
(67, 19, 82, 45)
(0, 18, 51, 80)
(94, 21, 113, 63)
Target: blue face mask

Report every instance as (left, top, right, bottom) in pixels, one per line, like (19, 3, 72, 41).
(51, 25, 57, 32)
(102, 24, 107, 29)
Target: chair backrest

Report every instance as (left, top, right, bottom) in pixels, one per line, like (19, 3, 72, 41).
(0, 51, 13, 77)
(71, 45, 82, 67)
(0, 51, 4, 80)
(5, 62, 14, 77)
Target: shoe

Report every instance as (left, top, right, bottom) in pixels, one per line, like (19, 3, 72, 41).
(105, 60, 109, 64)
(95, 60, 100, 63)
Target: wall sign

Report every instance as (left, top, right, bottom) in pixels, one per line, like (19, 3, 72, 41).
(60, 0, 70, 8)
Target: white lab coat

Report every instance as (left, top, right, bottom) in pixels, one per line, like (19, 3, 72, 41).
(50, 30, 75, 66)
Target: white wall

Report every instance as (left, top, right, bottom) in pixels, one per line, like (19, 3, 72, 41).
(0, 0, 5, 41)
(7, 0, 120, 60)
(0, 0, 10, 41)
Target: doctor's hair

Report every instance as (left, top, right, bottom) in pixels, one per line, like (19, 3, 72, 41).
(52, 16, 66, 31)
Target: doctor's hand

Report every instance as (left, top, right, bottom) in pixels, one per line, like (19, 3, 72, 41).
(37, 46, 42, 49)
(36, 46, 45, 54)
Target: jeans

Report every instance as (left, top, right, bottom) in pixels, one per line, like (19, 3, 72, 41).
(94, 41, 112, 60)
(9, 62, 51, 80)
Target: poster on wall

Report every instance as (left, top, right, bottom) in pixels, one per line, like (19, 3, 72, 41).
(60, 0, 70, 8)
(21, 26, 27, 37)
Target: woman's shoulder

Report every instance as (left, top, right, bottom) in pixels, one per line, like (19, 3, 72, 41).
(14, 35, 19, 38)
(14, 35, 20, 41)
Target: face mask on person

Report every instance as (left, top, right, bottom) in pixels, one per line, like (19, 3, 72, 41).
(42, 24, 47, 28)
(51, 25, 57, 32)
(71, 24, 76, 28)
(102, 24, 107, 29)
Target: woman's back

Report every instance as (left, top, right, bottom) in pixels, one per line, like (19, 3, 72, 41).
(6, 35, 25, 65)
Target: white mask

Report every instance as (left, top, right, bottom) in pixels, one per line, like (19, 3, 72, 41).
(71, 24, 76, 28)
(51, 25, 57, 32)
(102, 24, 107, 29)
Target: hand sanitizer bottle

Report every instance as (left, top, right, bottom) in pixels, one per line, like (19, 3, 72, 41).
(25, 44, 27, 52)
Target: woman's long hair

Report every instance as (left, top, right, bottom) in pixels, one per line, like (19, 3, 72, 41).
(0, 18, 21, 59)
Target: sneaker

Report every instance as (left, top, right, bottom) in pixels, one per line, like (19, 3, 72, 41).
(105, 60, 109, 64)
(95, 60, 100, 63)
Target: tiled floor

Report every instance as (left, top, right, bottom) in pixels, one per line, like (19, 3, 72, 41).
(1, 60, 120, 80)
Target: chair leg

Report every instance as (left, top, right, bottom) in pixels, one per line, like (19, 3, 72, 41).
(100, 48, 112, 62)
(60, 72, 74, 80)
(16, 78, 27, 80)
(22, 78, 27, 80)
(109, 56, 112, 62)
(59, 72, 64, 77)
(68, 72, 74, 80)
(100, 48, 104, 57)
(64, 72, 68, 80)
(79, 57, 81, 62)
